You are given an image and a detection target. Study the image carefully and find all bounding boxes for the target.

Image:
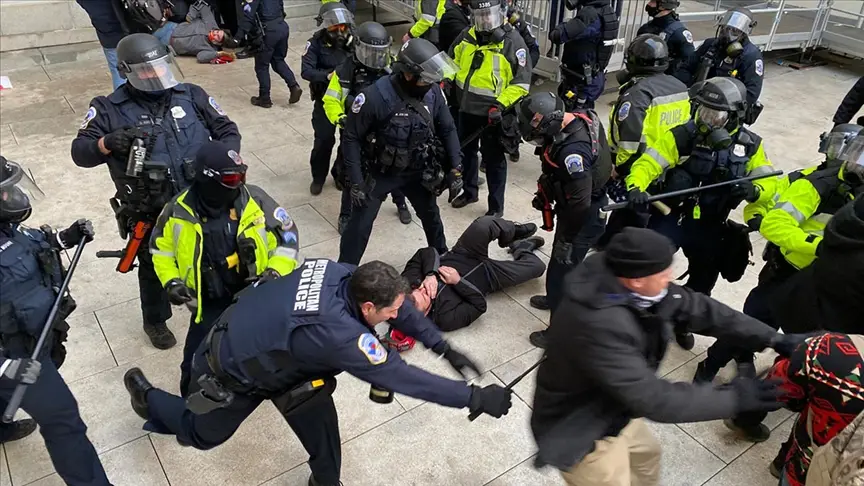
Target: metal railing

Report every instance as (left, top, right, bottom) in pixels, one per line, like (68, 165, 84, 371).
(819, 1, 864, 60)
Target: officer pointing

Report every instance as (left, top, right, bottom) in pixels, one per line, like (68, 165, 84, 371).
(123, 260, 512, 486)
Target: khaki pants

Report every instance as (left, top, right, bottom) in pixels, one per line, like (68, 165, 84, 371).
(561, 419, 662, 486)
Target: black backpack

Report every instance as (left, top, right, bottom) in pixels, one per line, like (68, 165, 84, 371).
(719, 219, 753, 283)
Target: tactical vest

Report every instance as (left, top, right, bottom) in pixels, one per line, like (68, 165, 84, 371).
(597, 4, 619, 72)
(0, 228, 61, 350)
(106, 86, 208, 208)
(343, 59, 388, 110)
(371, 76, 437, 173)
(543, 110, 613, 198)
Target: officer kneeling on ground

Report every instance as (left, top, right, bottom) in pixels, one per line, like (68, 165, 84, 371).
(0, 157, 111, 485)
(123, 260, 512, 486)
(513, 93, 613, 349)
(338, 38, 463, 265)
(150, 141, 301, 397)
(72, 33, 241, 351)
(530, 227, 804, 486)
(636, 0, 694, 84)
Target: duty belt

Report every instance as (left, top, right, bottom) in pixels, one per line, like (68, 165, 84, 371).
(203, 318, 249, 394)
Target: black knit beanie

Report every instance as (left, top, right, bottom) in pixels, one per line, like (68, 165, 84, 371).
(605, 228, 675, 278)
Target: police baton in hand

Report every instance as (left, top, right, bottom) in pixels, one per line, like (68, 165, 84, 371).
(468, 355, 547, 422)
(602, 170, 784, 212)
(2, 240, 88, 423)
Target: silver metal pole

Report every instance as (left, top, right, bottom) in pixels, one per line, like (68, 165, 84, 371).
(766, 1, 787, 51)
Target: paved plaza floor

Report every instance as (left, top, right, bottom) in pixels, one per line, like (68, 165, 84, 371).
(0, 19, 862, 486)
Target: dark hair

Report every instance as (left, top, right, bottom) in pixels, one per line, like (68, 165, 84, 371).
(349, 261, 411, 309)
(221, 32, 238, 48)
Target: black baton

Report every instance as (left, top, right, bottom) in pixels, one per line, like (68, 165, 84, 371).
(468, 355, 547, 422)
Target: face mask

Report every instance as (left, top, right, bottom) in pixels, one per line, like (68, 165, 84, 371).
(645, 4, 661, 17)
(706, 128, 733, 150)
(630, 288, 669, 308)
(398, 75, 432, 99)
(193, 176, 239, 213)
(726, 41, 744, 57)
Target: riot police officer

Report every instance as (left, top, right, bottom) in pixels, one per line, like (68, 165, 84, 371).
(548, 0, 619, 110)
(322, 21, 413, 231)
(72, 33, 241, 350)
(403, 0, 447, 46)
(625, 77, 777, 297)
(303, 2, 354, 195)
(337, 38, 463, 265)
(693, 124, 864, 386)
(683, 7, 763, 105)
(449, 0, 532, 217)
(0, 157, 110, 485)
(238, 0, 304, 107)
(149, 141, 301, 397)
(123, 260, 512, 486)
(636, 0, 694, 84)
(515, 93, 613, 348)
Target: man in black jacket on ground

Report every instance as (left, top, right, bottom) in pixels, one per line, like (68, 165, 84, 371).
(400, 216, 545, 334)
(531, 227, 805, 485)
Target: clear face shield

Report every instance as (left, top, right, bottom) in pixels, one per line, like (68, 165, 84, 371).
(416, 51, 459, 84)
(718, 11, 752, 42)
(473, 5, 502, 32)
(123, 54, 183, 92)
(320, 7, 354, 29)
(695, 105, 729, 130)
(840, 137, 864, 184)
(356, 40, 391, 70)
(819, 132, 853, 162)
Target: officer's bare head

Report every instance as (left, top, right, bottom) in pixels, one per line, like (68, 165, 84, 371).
(605, 228, 676, 298)
(350, 261, 412, 325)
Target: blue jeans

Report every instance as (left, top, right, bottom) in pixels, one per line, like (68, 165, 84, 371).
(102, 48, 125, 90)
(153, 21, 179, 47)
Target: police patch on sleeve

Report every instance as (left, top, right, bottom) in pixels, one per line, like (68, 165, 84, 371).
(754, 59, 764, 76)
(564, 154, 585, 174)
(273, 207, 293, 229)
(351, 92, 366, 113)
(80, 106, 97, 129)
(209, 96, 227, 116)
(617, 101, 631, 122)
(358, 333, 388, 365)
(683, 30, 694, 43)
(303, 41, 311, 56)
(516, 48, 527, 67)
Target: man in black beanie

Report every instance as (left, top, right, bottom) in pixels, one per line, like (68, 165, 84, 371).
(530, 227, 807, 486)
(149, 140, 302, 396)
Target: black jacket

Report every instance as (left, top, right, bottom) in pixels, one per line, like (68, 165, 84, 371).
(772, 197, 864, 334)
(833, 77, 864, 125)
(76, 0, 129, 48)
(531, 254, 777, 471)
(439, 1, 471, 54)
(401, 248, 487, 332)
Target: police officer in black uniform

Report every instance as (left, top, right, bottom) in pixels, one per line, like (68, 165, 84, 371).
(0, 157, 110, 486)
(303, 2, 354, 195)
(548, 0, 619, 110)
(338, 38, 463, 265)
(683, 7, 763, 105)
(515, 93, 613, 348)
(72, 33, 241, 350)
(637, 0, 694, 84)
(238, 0, 304, 107)
(123, 260, 512, 486)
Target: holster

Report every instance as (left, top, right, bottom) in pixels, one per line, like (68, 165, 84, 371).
(271, 377, 337, 417)
(187, 374, 235, 415)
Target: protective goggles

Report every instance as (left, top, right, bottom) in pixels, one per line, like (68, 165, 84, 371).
(356, 40, 391, 70)
(696, 105, 729, 130)
(327, 24, 350, 33)
(120, 54, 183, 92)
(201, 166, 247, 189)
(319, 8, 354, 29)
(719, 11, 754, 35)
(473, 5, 503, 32)
(819, 132, 853, 160)
(416, 51, 459, 83)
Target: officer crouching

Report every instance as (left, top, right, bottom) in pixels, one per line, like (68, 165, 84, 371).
(123, 260, 512, 486)
(514, 93, 613, 349)
(337, 38, 464, 265)
(149, 141, 301, 397)
(0, 157, 111, 485)
(71, 33, 241, 351)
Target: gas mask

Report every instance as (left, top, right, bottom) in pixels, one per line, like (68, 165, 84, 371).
(695, 105, 733, 150)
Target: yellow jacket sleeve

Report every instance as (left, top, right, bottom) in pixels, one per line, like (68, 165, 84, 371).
(323, 72, 346, 126)
(149, 203, 181, 287)
(250, 186, 302, 277)
(625, 128, 681, 191)
(497, 33, 531, 108)
(742, 141, 780, 221)
(410, 0, 445, 38)
(760, 178, 822, 256)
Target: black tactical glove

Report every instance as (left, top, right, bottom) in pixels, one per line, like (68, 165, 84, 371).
(626, 188, 650, 210)
(1, 358, 41, 385)
(746, 214, 763, 232)
(769, 333, 811, 358)
(551, 240, 574, 265)
(730, 180, 759, 202)
(447, 169, 464, 203)
(58, 219, 95, 249)
(531, 194, 545, 212)
(103, 127, 142, 158)
(337, 114, 347, 129)
(349, 183, 367, 208)
(468, 384, 513, 418)
(731, 377, 783, 414)
(165, 278, 194, 306)
(549, 26, 563, 44)
(254, 268, 281, 286)
(432, 342, 481, 379)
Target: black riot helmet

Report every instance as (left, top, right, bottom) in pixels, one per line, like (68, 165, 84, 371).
(355, 21, 392, 70)
(116, 33, 184, 92)
(625, 34, 669, 76)
(819, 123, 864, 167)
(516, 92, 566, 146)
(717, 7, 756, 44)
(470, 0, 504, 32)
(393, 38, 458, 83)
(689, 77, 747, 149)
(317, 2, 355, 28)
(839, 134, 864, 186)
(0, 156, 44, 224)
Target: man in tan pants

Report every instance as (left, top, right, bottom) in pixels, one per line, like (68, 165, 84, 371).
(529, 228, 807, 485)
